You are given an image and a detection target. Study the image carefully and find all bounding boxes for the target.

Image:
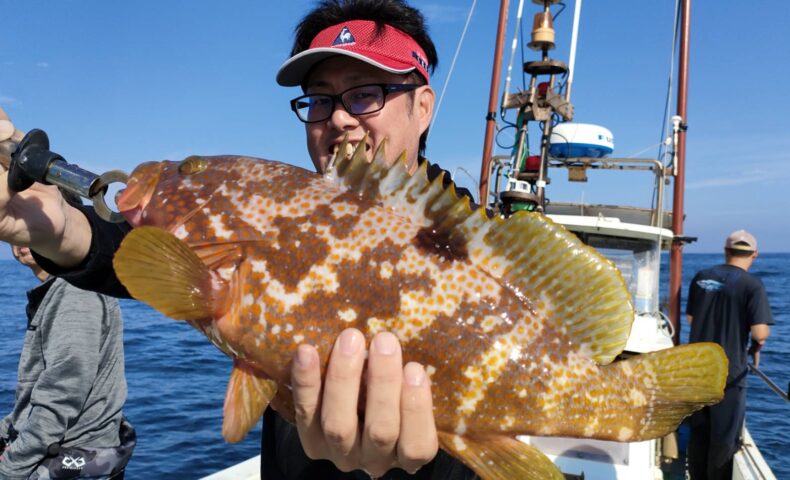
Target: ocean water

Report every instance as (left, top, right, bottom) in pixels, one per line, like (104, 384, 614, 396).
(0, 254, 788, 479)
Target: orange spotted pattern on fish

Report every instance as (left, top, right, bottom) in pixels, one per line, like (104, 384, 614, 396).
(113, 139, 727, 480)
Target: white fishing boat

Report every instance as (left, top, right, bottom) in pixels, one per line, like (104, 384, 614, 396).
(477, 1, 780, 479)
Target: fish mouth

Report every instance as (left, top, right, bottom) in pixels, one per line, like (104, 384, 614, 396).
(116, 162, 164, 226)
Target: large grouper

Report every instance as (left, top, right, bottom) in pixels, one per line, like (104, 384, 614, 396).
(112, 138, 727, 479)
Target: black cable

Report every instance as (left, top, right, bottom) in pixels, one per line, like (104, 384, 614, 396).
(553, 2, 567, 21)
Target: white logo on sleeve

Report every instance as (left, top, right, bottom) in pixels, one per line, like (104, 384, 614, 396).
(62, 455, 86, 470)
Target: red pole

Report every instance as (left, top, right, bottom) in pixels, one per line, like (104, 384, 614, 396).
(669, 0, 691, 345)
(479, 0, 510, 206)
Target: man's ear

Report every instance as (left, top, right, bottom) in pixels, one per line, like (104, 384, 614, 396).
(416, 86, 436, 136)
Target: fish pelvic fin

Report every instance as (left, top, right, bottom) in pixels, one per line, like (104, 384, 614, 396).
(113, 226, 216, 320)
(605, 342, 727, 441)
(438, 432, 564, 480)
(223, 361, 278, 443)
(327, 137, 633, 365)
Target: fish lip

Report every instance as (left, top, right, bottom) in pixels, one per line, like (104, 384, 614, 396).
(115, 162, 163, 225)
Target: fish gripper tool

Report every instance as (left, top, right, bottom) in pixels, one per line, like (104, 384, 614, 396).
(9, 129, 129, 223)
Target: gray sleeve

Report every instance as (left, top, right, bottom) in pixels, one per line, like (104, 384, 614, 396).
(0, 415, 10, 439)
(0, 284, 105, 478)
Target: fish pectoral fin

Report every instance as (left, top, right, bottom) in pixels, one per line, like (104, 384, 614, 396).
(222, 361, 278, 443)
(113, 226, 216, 320)
(438, 432, 564, 480)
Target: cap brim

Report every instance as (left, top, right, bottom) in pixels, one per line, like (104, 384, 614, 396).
(726, 244, 756, 252)
(276, 48, 415, 87)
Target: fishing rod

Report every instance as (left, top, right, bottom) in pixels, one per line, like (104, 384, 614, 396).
(749, 364, 790, 405)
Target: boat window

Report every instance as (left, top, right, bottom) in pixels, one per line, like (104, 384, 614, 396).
(579, 234, 661, 314)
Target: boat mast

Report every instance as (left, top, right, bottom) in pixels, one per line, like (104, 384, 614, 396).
(669, 0, 691, 345)
(479, 0, 510, 205)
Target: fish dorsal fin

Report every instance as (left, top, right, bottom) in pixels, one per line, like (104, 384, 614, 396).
(438, 432, 564, 480)
(328, 141, 633, 365)
(114, 226, 220, 321)
(223, 361, 278, 443)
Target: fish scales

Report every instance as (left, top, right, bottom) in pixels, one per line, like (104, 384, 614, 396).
(112, 145, 728, 480)
(124, 158, 586, 433)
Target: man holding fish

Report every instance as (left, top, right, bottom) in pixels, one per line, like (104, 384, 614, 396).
(0, 1, 730, 480)
(0, 1, 464, 478)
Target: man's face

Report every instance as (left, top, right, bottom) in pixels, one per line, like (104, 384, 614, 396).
(302, 56, 434, 173)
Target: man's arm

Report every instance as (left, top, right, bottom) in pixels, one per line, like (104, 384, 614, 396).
(0, 108, 93, 268)
(687, 314, 693, 325)
(748, 324, 770, 368)
(0, 109, 130, 297)
(0, 284, 106, 478)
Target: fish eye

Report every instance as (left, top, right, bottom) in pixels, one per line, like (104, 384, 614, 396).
(178, 156, 208, 176)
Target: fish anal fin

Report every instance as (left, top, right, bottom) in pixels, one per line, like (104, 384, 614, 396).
(438, 432, 564, 480)
(223, 361, 278, 443)
(113, 226, 217, 320)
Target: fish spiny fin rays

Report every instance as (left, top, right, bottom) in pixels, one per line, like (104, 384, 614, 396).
(326, 136, 473, 231)
(438, 433, 564, 480)
(603, 343, 727, 441)
(114, 226, 223, 320)
(327, 138, 632, 364)
(222, 361, 278, 443)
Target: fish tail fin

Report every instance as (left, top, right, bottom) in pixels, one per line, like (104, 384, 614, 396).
(608, 342, 727, 440)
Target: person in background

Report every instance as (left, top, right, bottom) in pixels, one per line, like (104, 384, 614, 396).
(0, 240, 135, 479)
(685, 229, 774, 480)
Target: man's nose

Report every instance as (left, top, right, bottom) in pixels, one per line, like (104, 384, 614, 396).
(327, 101, 359, 129)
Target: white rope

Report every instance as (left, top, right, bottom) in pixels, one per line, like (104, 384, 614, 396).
(430, 0, 477, 131)
(502, 0, 525, 101)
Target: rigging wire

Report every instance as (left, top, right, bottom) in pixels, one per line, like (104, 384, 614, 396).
(658, 0, 682, 167)
(651, 0, 682, 222)
(430, 0, 477, 131)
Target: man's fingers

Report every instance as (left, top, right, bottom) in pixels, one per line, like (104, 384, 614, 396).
(320, 328, 365, 469)
(291, 344, 326, 460)
(397, 362, 438, 474)
(360, 332, 403, 475)
(0, 120, 15, 143)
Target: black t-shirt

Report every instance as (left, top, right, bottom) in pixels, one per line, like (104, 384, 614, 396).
(686, 264, 774, 387)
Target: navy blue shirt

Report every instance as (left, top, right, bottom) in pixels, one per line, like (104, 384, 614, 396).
(686, 263, 774, 387)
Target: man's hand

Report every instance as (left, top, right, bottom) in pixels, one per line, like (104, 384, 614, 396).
(0, 107, 92, 266)
(291, 329, 439, 477)
(748, 341, 763, 368)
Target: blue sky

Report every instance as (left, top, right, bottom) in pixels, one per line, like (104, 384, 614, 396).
(2, 0, 788, 258)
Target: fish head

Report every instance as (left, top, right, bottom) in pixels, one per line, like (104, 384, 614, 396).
(117, 155, 237, 230)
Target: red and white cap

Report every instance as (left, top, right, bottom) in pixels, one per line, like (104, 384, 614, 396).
(277, 20, 431, 86)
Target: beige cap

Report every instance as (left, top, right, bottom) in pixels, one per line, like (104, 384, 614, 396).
(725, 229, 757, 251)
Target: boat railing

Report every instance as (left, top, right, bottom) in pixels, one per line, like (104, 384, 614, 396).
(748, 364, 790, 405)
